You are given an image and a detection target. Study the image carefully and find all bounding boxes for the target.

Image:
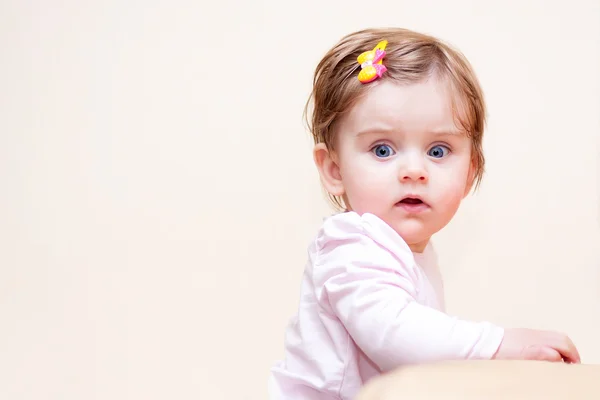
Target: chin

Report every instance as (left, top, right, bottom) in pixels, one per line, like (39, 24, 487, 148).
(389, 223, 431, 247)
(400, 233, 429, 247)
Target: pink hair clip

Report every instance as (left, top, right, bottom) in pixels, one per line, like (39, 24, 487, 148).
(357, 40, 388, 84)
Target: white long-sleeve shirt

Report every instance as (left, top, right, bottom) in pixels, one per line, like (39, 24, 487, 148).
(269, 212, 504, 399)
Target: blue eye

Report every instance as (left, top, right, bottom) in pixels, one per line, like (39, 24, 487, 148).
(427, 145, 449, 158)
(372, 144, 395, 158)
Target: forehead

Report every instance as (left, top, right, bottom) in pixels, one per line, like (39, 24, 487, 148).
(337, 78, 461, 137)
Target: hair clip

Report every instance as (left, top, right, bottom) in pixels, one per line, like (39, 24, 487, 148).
(357, 40, 388, 84)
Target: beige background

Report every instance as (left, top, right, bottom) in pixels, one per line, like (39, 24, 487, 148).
(1, 0, 599, 399)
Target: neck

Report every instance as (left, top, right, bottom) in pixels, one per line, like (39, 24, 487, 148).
(408, 238, 429, 253)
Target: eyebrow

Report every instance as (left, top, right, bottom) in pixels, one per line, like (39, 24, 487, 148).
(355, 128, 395, 137)
(355, 128, 462, 138)
(430, 129, 462, 136)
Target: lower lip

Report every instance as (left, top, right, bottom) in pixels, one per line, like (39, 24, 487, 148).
(396, 202, 430, 213)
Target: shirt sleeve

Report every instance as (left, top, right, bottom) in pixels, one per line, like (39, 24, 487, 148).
(312, 212, 504, 372)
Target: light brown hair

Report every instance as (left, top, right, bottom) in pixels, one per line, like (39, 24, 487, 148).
(304, 28, 486, 209)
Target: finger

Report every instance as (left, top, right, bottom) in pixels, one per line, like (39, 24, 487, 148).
(551, 335, 581, 363)
(522, 346, 562, 362)
(538, 347, 563, 362)
(561, 350, 581, 364)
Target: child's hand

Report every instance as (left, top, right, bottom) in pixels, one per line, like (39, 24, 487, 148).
(493, 328, 580, 363)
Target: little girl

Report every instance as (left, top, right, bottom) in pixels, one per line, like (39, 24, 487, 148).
(269, 27, 580, 400)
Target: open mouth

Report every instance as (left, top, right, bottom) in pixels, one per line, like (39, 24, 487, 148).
(396, 196, 429, 212)
(399, 198, 423, 205)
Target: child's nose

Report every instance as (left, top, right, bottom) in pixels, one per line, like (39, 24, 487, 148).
(399, 157, 428, 183)
(401, 170, 428, 182)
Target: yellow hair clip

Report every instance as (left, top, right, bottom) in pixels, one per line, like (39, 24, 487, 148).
(357, 40, 388, 84)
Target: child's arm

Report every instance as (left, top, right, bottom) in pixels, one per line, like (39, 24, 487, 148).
(319, 264, 503, 370)
(312, 213, 578, 372)
(313, 214, 502, 371)
(315, 243, 502, 371)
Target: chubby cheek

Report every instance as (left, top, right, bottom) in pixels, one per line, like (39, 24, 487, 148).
(340, 165, 393, 213)
(436, 186, 464, 213)
(431, 167, 470, 209)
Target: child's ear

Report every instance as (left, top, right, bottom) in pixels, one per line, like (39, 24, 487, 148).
(313, 143, 345, 197)
(463, 158, 477, 198)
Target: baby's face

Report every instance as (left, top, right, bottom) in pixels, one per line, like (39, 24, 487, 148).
(333, 78, 475, 252)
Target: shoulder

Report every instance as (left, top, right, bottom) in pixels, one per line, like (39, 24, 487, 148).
(313, 211, 414, 266)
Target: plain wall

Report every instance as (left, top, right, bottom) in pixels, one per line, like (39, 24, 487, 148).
(1, 0, 599, 399)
